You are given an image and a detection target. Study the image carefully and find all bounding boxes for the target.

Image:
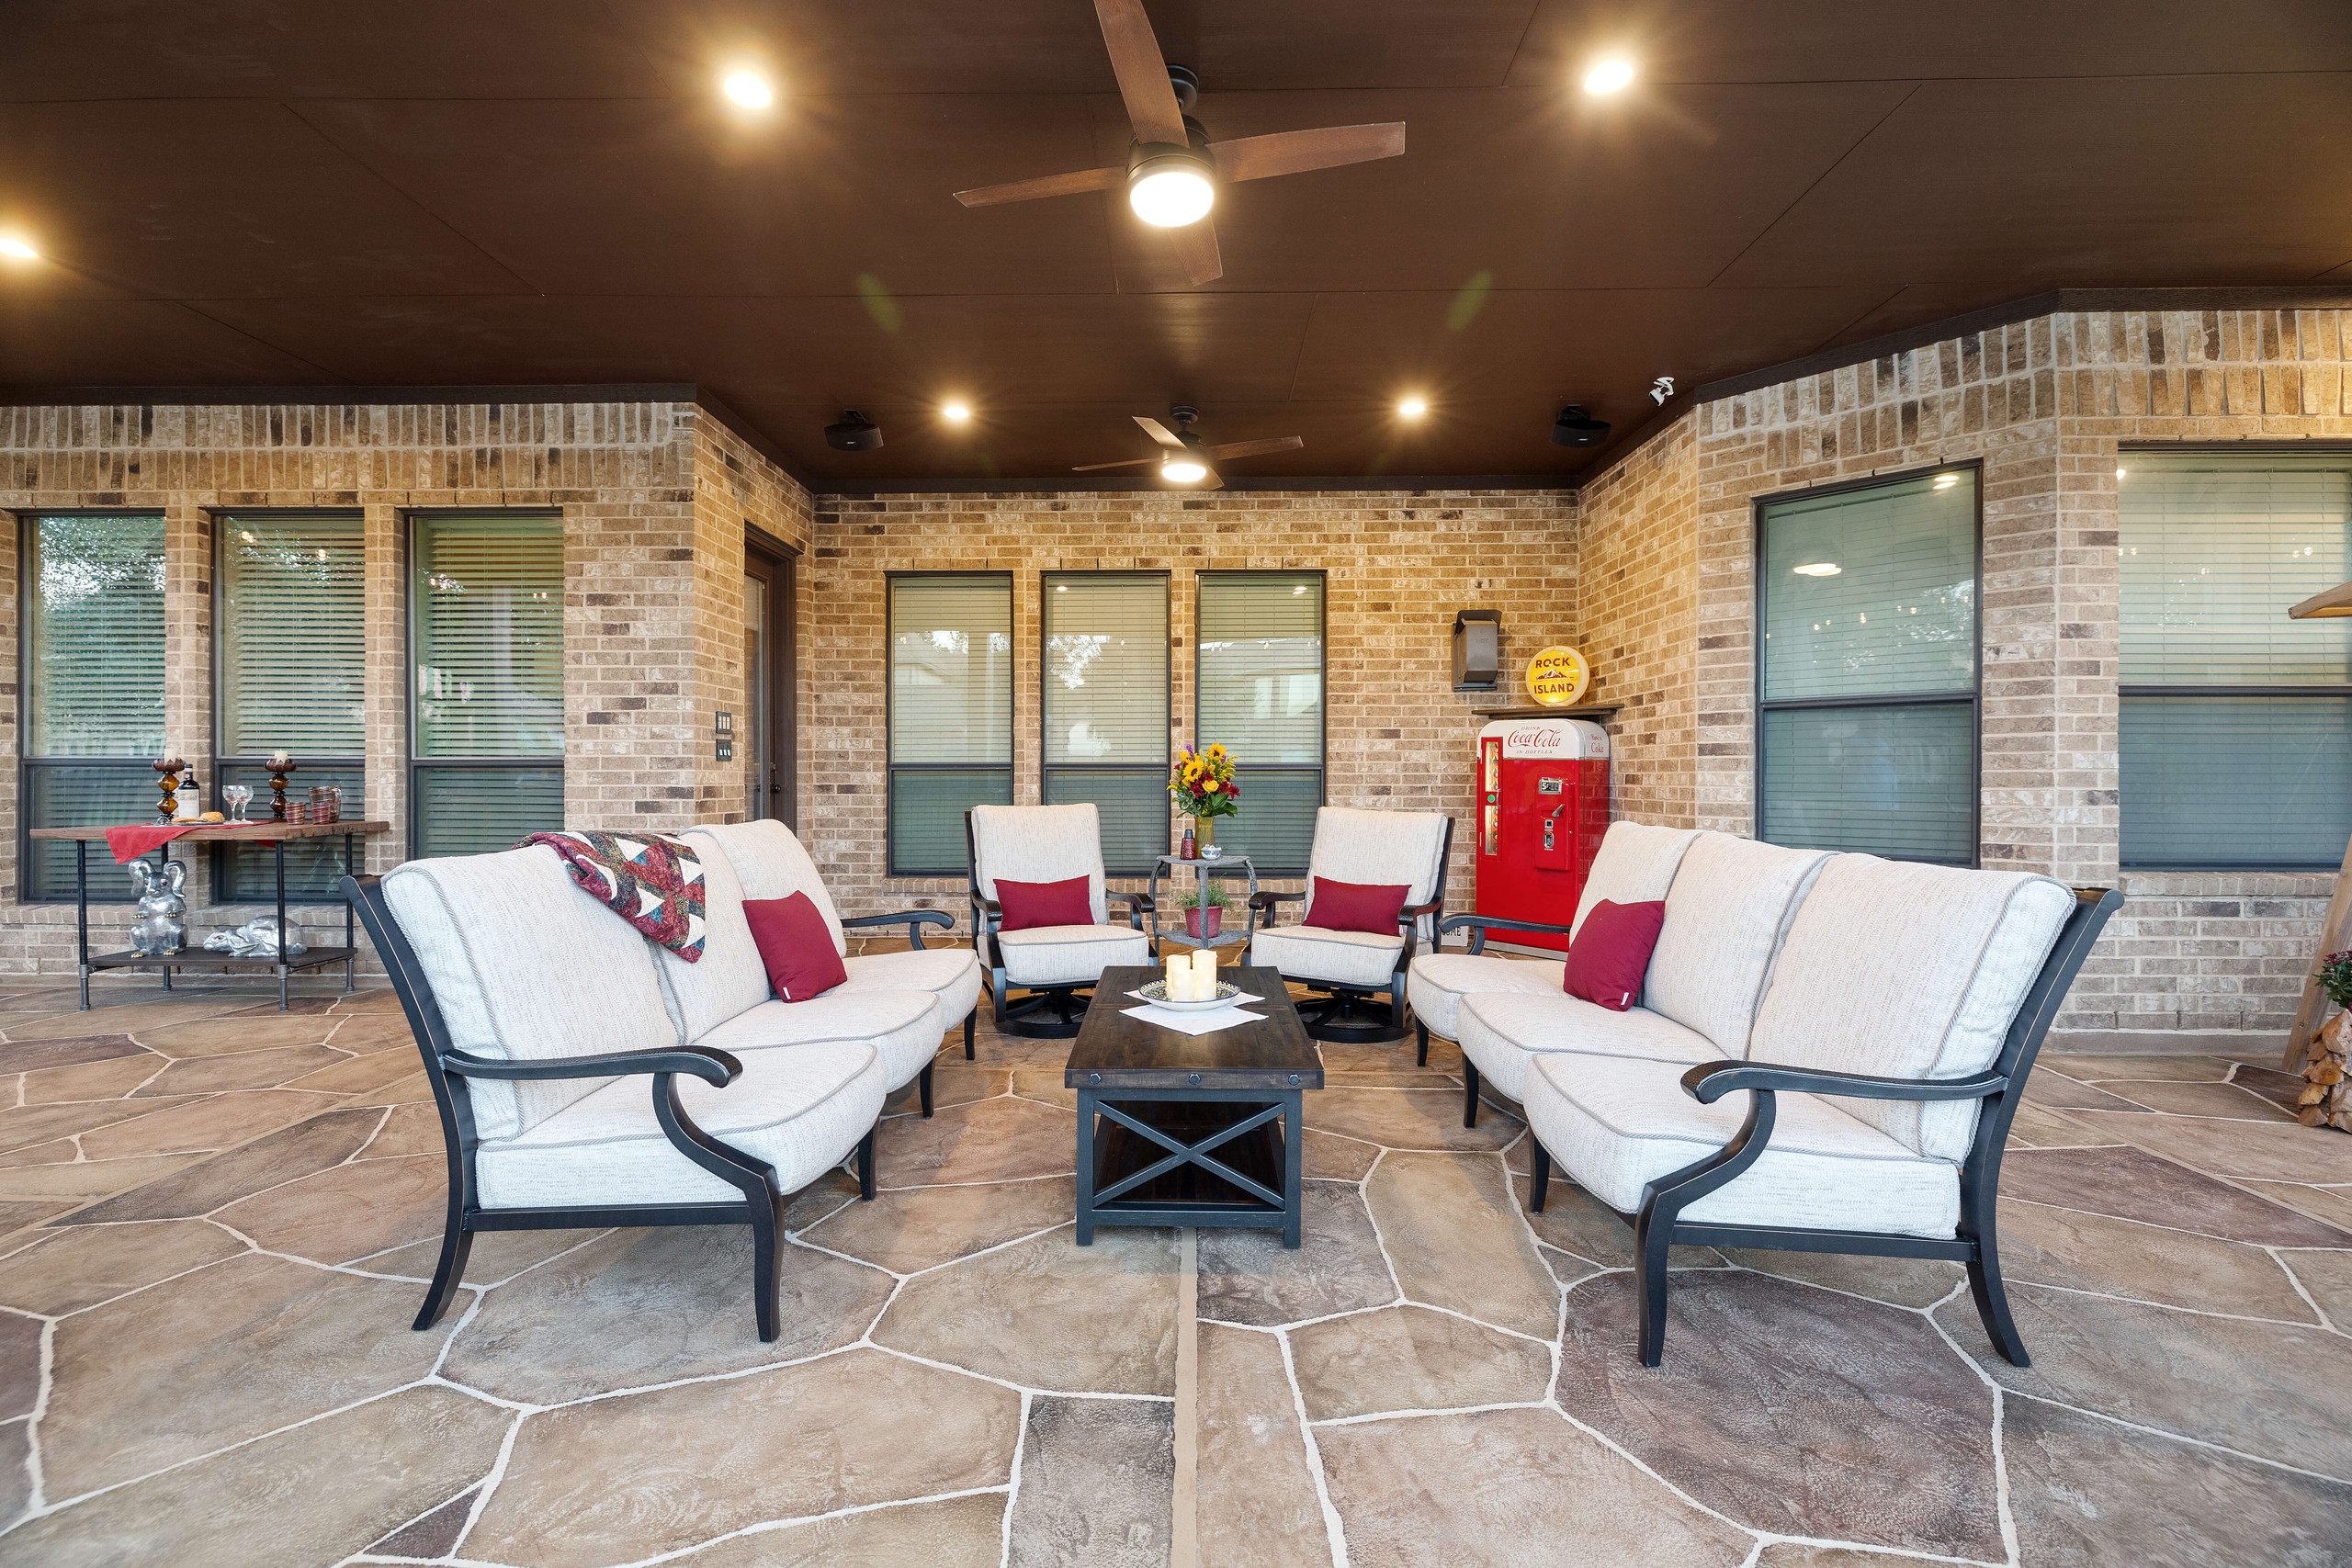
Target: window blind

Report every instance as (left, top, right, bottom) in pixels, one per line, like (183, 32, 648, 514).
(1758, 471, 1979, 865)
(23, 514, 165, 900)
(2118, 455, 2352, 868)
(1760, 473, 1977, 702)
(1044, 573, 1169, 874)
(888, 574, 1013, 876)
(1197, 573, 1324, 870)
(411, 514, 565, 858)
(221, 513, 365, 755)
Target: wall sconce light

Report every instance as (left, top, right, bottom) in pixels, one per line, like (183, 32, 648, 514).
(1453, 608, 1502, 691)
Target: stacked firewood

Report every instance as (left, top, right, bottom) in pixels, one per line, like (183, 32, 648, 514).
(2301, 1010, 2352, 1131)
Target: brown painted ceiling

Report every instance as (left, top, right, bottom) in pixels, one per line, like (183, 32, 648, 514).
(3, 1, 2349, 486)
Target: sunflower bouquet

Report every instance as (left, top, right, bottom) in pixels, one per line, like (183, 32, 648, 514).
(1170, 744, 1239, 821)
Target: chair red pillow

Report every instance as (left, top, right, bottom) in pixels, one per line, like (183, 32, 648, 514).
(1306, 876, 1412, 935)
(995, 874, 1094, 931)
(742, 892, 848, 1001)
(1562, 898, 1668, 1012)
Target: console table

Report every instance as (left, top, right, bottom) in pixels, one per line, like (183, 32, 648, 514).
(29, 820, 392, 1011)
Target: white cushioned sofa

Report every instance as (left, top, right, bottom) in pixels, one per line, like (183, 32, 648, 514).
(349, 830, 973, 1343)
(1428, 820, 2119, 1370)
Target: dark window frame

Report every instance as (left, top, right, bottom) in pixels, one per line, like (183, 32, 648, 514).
(1752, 459, 1985, 868)
(1193, 569, 1328, 876)
(1039, 569, 1171, 878)
(886, 570, 1015, 878)
(2115, 442, 2352, 873)
(210, 507, 368, 904)
(17, 508, 170, 904)
(404, 508, 567, 861)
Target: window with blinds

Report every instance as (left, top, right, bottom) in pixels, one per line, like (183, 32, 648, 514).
(21, 513, 166, 900)
(1043, 572, 1169, 874)
(1197, 572, 1324, 871)
(1758, 469, 1979, 864)
(888, 574, 1012, 875)
(217, 513, 366, 901)
(411, 513, 565, 859)
(2119, 454, 2352, 868)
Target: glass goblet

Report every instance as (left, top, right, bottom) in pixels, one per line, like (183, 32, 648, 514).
(221, 784, 253, 824)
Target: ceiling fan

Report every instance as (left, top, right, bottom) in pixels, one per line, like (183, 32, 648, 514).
(1072, 406, 1304, 490)
(952, 0, 1406, 287)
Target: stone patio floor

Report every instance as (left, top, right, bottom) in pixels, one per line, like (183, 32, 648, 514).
(0, 970, 2347, 1566)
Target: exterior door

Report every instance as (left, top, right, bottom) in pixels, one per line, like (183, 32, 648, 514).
(743, 541, 796, 826)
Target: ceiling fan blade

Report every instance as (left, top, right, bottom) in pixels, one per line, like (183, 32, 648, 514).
(1207, 123, 1407, 183)
(1093, 0, 1186, 144)
(1071, 455, 1162, 472)
(1204, 435, 1305, 461)
(1194, 468, 1226, 491)
(954, 165, 1124, 208)
(1167, 216, 1222, 287)
(1133, 416, 1189, 450)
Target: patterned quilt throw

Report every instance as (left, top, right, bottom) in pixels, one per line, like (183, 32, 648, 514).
(518, 830, 707, 962)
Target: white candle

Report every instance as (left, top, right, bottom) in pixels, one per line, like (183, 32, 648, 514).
(1193, 947, 1217, 998)
(267, 750, 290, 768)
(1164, 953, 1186, 997)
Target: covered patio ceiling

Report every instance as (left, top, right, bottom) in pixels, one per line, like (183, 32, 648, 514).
(2, 1, 2348, 484)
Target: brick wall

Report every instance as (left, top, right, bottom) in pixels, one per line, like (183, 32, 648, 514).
(1577, 306, 2352, 1048)
(800, 490, 1577, 932)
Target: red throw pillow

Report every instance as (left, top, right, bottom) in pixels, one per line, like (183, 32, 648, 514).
(1562, 899, 1667, 1012)
(995, 874, 1094, 931)
(742, 892, 848, 1002)
(1306, 876, 1411, 935)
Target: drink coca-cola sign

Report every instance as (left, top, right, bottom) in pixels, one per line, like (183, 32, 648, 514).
(1492, 718, 1609, 760)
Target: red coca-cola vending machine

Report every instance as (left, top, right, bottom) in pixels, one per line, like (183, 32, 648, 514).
(1474, 717, 1611, 953)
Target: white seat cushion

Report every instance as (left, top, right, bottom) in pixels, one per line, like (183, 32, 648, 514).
(1750, 856, 2076, 1161)
(1522, 1052, 1960, 1239)
(995, 924, 1150, 987)
(652, 826, 782, 1043)
(839, 946, 982, 1029)
(1569, 821, 1702, 941)
(1301, 807, 1452, 941)
(1251, 925, 1406, 989)
(969, 804, 1111, 924)
(695, 990, 942, 1094)
(683, 820, 850, 953)
(475, 1040, 886, 1209)
(1406, 953, 1562, 1041)
(382, 846, 678, 1143)
(1644, 834, 1834, 1057)
(1456, 992, 1715, 1100)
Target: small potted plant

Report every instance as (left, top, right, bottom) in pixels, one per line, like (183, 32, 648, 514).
(1181, 882, 1232, 941)
(1170, 743, 1239, 858)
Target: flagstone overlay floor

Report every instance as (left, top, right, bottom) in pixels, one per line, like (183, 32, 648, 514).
(0, 969, 2348, 1566)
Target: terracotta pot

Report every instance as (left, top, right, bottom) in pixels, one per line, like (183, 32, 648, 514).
(1185, 906, 1222, 940)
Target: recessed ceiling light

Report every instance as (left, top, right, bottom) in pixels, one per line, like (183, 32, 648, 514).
(1933, 472, 1960, 489)
(942, 402, 972, 422)
(722, 72, 773, 108)
(1584, 59, 1635, 95)
(1161, 457, 1209, 483)
(1397, 397, 1429, 419)
(1792, 561, 1842, 577)
(0, 236, 38, 261)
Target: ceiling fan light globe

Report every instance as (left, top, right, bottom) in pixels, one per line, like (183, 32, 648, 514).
(1129, 166, 1215, 227)
(1161, 458, 1209, 483)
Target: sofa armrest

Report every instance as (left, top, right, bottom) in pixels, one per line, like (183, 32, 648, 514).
(1107, 889, 1154, 931)
(1434, 912, 1575, 957)
(442, 1045, 742, 1088)
(1680, 1059, 2007, 1106)
(1250, 888, 1304, 909)
(842, 908, 955, 951)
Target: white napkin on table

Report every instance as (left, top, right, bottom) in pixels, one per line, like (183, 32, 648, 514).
(1121, 1003, 1267, 1036)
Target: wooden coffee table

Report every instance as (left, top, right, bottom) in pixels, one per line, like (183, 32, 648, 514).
(1064, 965, 1324, 1247)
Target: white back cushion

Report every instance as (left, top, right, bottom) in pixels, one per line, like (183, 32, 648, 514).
(1643, 834, 1834, 1058)
(684, 820, 847, 956)
(1569, 821, 1703, 940)
(969, 803, 1108, 924)
(652, 830, 778, 1042)
(381, 846, 680, 1142)
(1750, 857, 2076, 1161)
(1306, 807, 1451, 939)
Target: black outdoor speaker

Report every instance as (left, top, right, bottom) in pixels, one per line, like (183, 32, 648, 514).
(1453, 608, 1501, 691)
(1551, 404, 1611, 448)
(825, 411, 883, 451)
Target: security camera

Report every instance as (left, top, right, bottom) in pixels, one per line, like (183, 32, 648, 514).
(825, 411, 883, 451)
(1649, 378, 1675, 406)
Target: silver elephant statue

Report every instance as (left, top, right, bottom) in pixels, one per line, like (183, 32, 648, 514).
(201, 916, 307, 959)
(125, 860, 189, 957)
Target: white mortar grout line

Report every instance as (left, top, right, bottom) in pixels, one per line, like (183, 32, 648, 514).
(2269, 1247, 2346, 1335)
(1998, 1388, 2352, 1486)
(1274, 1326, 1350, 1568)
(998, 1389, 1032, 1568)
(446, 1408, 528, 1561)
(1173, 1225, 1200, 1568)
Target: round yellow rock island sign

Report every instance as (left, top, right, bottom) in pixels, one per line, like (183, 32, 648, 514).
(1525, 645, 1590, 707)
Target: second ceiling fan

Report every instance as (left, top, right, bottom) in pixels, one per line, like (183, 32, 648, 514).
(1074, 407, 1304, 490)
(953, 0, 1406, 286)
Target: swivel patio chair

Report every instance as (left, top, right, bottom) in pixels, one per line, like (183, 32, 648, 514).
(1246, 807, 1453, 1043)
(967, 802, 1153, 1037)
